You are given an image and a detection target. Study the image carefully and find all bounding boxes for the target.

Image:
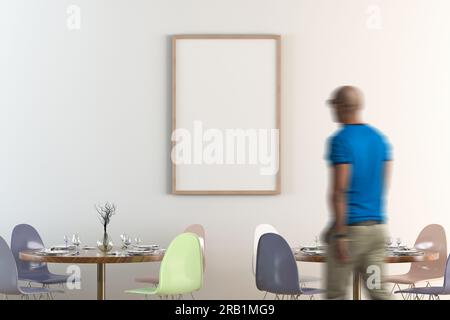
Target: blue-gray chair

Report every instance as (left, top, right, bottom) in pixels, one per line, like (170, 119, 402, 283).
(256, 233, 323, 300)
(252, 224, 320, 286)
(0, 236, 62, 300)
(395, 254, 450, 300)
(11, 224, 70, 289)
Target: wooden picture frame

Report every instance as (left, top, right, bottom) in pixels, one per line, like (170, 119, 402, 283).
(172, 34, 281, 195)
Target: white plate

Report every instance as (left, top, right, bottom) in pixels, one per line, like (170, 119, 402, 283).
(51, 245, 76, 250)
(127, 249, 155, 254)
(393, 249, 418, 253)
(300, 250, 326, 256)
(132, 244, 159, 250)
(300, 245, 326, 250)
(39, 249, 70, 255)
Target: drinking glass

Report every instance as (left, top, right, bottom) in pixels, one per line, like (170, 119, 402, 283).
(63, 235, 69, 248)
(120, 234, 132, 249)
(396, 237, 402, 248)
(386, 237, 393, 247)
(135, 237, 142, 246)
(72, 234, 81, 251)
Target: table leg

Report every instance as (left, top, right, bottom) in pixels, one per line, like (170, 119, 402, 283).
(97, 263, 106, 300)
(353, 270, 361, 300)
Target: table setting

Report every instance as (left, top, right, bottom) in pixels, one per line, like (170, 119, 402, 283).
(293, 236, 326, 256)
(385, 237, 424, 257)
(32, 233, 165, 258)
(292, 237, 426, 258)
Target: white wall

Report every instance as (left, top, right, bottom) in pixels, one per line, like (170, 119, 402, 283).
(1, 0, 450, 299)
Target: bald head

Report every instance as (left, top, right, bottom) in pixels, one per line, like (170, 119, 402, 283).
(329, 86, 364, 108)
(328, 86, 364, 124)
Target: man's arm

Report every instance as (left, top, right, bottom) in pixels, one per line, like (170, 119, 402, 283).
(329, 163, 351, 262)
(384, 161, 392, 190)
(331, 164, 350, 234)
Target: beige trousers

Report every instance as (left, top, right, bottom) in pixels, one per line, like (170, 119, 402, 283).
(326, 224, 390, 300)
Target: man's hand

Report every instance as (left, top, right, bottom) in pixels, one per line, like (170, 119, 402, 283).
(335, 238, 350, 263)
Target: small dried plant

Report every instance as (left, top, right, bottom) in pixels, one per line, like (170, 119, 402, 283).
(95, 202, 116, 234)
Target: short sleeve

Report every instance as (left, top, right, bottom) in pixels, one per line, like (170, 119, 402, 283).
(327, 136, 352, 165)
(383, 136, 393, 161)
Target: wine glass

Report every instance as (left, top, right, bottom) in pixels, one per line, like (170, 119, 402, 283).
(386, 237, 393, 248)
(135, 237, 142, 246)
(63, 235, 69, 248)
(396, 237, 402, 248)
(72, 234, 81, 252)
(314, 236, 319, 249)
(120, 234, 132, 249)
(120, 234, 126, 246)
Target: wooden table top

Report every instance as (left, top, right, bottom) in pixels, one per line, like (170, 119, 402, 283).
(295, 251, 439, 263)
(19, 248, 164, 264)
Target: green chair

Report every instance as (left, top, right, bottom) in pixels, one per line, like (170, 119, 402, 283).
(125, 232, 203, 299)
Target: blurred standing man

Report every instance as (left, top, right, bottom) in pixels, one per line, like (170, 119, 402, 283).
(325, 86, 392, 299)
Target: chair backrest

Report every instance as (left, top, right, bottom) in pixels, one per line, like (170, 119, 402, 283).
(253, 224, 279, 275)
(11, 224, 49, 276)
(255, 233, 300, 295)
(156, 232, 203, 295)
(410, 224, 447, 279)
(0, 236, 20, 295)
(184, 224, 206, 271)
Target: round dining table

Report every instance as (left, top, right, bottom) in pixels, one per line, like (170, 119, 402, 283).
(295, 251, 439, 300)
(19, 248, 164, 300)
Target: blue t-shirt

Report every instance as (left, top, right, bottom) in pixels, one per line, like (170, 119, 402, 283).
(327, 124, 392, 225)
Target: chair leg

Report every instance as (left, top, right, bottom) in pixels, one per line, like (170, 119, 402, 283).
(405, 284, 412, 300)
(419, 281, 432, 300)
(410, 284, 417, 301)
(391, 283, 406, 300)
(395, 283, 418, 301)
(402, 284, 413, 300)
(43, 284, 54, 300)
(389, 284, 395, 295)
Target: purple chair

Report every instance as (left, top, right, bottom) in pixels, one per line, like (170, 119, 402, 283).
(256, 233, 323, 299)
(0, 236, 62, 299)
(11, 224, 70, 287)
(395, 254, 450, 300)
